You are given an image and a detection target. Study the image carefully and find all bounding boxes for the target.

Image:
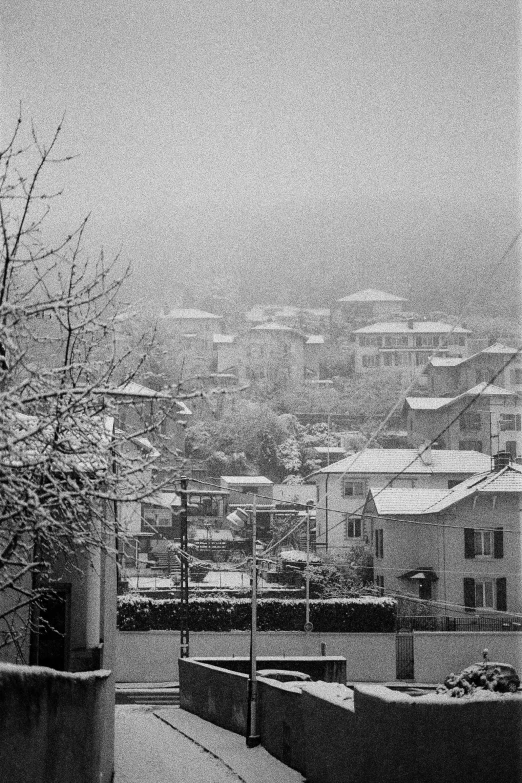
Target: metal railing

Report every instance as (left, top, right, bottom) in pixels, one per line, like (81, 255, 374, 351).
(397, 615, 522, 632)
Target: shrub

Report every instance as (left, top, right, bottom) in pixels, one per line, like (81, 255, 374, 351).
(117, 595, 396, 633)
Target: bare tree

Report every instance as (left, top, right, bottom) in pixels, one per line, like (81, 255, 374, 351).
(0, 116, 160, 654)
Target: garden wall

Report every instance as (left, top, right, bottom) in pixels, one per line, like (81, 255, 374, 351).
(301, 684, 522, 783)
(413, 632, 522, 683)
(116, 630, 395, 682)
(0, 663, 113, 783)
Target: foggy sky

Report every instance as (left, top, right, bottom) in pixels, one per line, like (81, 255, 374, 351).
(2, 0, 520, 312)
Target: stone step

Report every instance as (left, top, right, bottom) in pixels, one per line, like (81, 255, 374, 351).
(116, 688, 180, 706)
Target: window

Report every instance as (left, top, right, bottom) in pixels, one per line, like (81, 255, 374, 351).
(476, 369, 493, 384)
(383, 353, 393, 366)
(344, 517, 362, 539)
(342, 479, 366, 497)
(375, 528, 384, 559)
(459, 413, 482, 431)
(415, 335, 439, 348)
(375, 574, 384, 595)
(464, 577, 507, 612)
(384, 336, 409, 348)
(362, 354, 380, 368)
(141, 505, 172, 530)
(459, 440, 482, 452)
(475, 579, 495, 609)
(474, 530, 493, 557)
(464, 527, 503, 559)
(499, 413, 522, 432)
(505, 441, 517, 460)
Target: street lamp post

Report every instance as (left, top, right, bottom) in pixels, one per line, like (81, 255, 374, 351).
(246, 490, 260, 748)
(304, 500, 315, 633)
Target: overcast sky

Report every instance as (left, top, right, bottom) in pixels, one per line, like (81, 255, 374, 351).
(1, 0, 520, 309)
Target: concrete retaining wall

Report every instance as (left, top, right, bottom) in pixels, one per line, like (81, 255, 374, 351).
(302, 684, 522, 783)
(179, 658, 249, 734)
(413, 632, 522, 683)
(116, 631, 395, 682)
(0, 663, 113, 783)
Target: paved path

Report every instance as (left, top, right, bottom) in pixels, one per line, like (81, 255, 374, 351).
(115, 705, 304, 783)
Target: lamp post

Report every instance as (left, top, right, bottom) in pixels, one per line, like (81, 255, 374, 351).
(304, 500, 315, 633)
(179, 475, 189, 659)
(246, 490, 260, 748)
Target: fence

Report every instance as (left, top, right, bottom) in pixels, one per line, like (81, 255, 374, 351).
(397, 615, 522, 632)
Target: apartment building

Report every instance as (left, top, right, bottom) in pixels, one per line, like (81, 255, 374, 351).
(353, 321, 471, 379)
(423, 343, 522, 396)
(309, 448, 491, 556)
(363, 456, 522, 616)
(405, 383, 521, 458)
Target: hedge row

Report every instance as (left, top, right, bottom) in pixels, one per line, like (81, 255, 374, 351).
(117, 595, 397, 633)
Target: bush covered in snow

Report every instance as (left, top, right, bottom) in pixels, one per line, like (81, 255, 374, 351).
(117, 594, 396, 632)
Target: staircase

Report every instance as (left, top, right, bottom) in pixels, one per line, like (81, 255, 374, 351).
(116, 685, 180, 707)
(154, 551, 182, 581)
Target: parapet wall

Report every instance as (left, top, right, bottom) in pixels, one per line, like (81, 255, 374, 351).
(0, 663, 113, 783)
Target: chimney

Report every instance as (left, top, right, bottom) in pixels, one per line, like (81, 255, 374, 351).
(407, 318, 415, 330)
(493, 452, 511, 472)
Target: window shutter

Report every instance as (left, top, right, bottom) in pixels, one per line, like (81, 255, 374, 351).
(496, 577, 507, 611)
(516, 414, 521, 432)
(463, 578, 475, 611)
(464, 528, 475, 559)
(494, 528, 504, 559)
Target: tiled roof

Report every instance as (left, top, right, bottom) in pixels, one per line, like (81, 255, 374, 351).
(427, 357, 466, 367)
(354, 321, 471, 334)
(221, 475, 273, 485)
(251, 322, 306, 338)
(370, 488, 452, 515)
(162, 308, 222, 320)
(316, 448, 491, 476)
(405, 397, 449, 410)
(406, 383, 515, 412)
(338, 289, 407, 303)
(482, 343, 519, 355)
(369, 464, 522, 517)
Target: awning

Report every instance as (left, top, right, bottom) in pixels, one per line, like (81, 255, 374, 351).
(400, 569, 438, 582)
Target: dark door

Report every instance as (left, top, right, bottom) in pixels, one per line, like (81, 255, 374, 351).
(396, 631, 414, 680)
(30, 585, 71, 670)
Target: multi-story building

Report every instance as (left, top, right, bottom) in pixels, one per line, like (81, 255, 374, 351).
(353, 321, 471, 379)
(236, 322, 307, 386)
(405, 383, 521, 458)
(309, 448, 491, 556)
(362, 455, 522, 616)
(159, 308, 222, 376)
(423, 343, 522, 396)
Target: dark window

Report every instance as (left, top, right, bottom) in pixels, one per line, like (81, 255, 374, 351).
(459, 413, 482, 431)
(505, 441, 517, 460)
(345, 517, 362, 539)
(342, 480, 366, 497)
(419, 580, 432, 601)
(375, 528, 384, 559)
(499, 414, 522, 432)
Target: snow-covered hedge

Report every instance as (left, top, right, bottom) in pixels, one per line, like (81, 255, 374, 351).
(117, 595, 397, 632)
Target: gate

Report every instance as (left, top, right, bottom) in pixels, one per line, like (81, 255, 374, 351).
(396, 631, 414, 680)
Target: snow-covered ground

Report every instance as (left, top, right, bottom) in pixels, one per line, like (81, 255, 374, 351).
(125, 570, 273, 591)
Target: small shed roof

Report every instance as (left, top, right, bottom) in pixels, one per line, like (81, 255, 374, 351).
(338, 289, 407, 303)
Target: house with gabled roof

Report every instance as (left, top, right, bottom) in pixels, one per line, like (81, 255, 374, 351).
(362, 456, 522, 616)
(236, 322, 307, 386)
(423, 343, 522, 396)
(405, 382, 521, 458)
(334, 289, 407, 328)
(308, 447, 491, 556)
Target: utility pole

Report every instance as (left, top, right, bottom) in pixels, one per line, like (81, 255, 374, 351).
(246, 491, 260, 748)
(179, 475, 189, 659)
(304, 500, 314, 633)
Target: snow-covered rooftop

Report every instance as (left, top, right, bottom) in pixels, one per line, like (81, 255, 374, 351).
(338, 288, 407, 303)
(314, 448, 491, 476)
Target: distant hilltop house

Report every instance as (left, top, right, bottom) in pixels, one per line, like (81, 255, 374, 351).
(308, 447, 491, 556)
(213, 325, 325, 384)
(334, 288, 407, 328)
(405, 382, 521, 459)
(362, 455, 522, 615)
(159, 307, 222, 376)
(353, 321, 471, 378)
(423, 343, 522, 396)
(244, 305, 330, 334)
